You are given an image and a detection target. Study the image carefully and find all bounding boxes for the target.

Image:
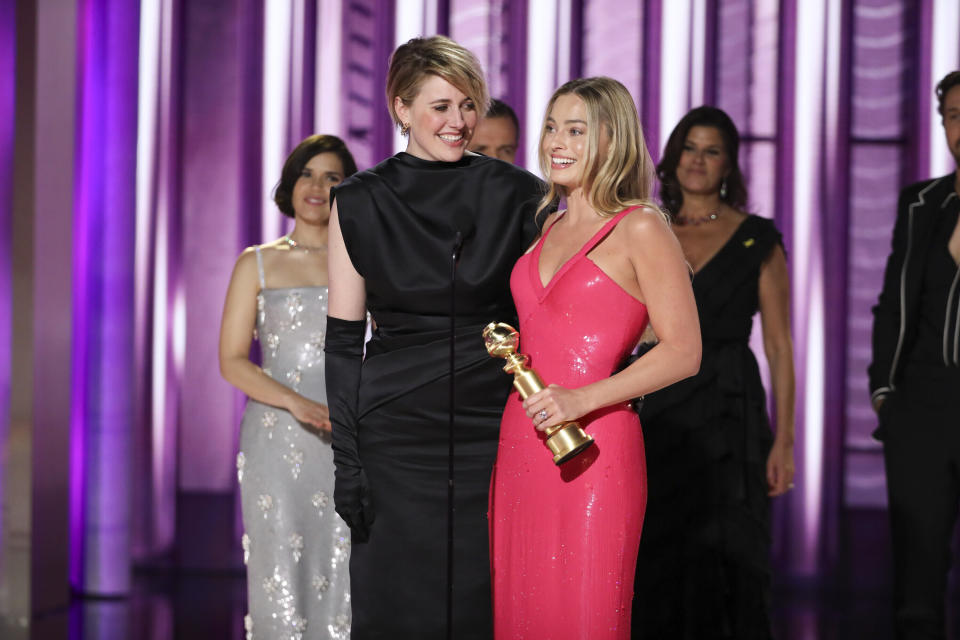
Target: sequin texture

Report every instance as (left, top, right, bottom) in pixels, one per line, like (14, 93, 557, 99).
(491, 208, 650, 637)
(284, 448, 304, 480)
(238, 280, 350, 638)
(257, 494, 273, 517)
(289, 533, 304, 563)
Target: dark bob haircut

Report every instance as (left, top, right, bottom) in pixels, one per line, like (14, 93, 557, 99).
(936, 70, 960, 117)
(656, 106, 748, 218)
(273, 134, 358, 218)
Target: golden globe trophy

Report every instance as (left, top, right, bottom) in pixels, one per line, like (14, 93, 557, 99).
(482, 322, 594, 465)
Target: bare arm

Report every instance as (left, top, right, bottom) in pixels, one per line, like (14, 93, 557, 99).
(524, 210, 702, 423)
(758, 245, 796, 496)
(218, 248, 330, 431)
(328, 201, 367, 320)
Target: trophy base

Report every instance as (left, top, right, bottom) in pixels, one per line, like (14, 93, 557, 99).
(546, 423, 595, 465)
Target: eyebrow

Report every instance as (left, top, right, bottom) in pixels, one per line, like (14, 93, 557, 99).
(428, 97, 472, 104)
(545, 117, 587, 125)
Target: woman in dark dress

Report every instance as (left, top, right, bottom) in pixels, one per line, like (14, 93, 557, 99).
(324, 36, 543, 639)
(631, 106, 796, 639)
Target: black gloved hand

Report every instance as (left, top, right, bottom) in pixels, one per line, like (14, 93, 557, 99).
(325, 316, 374, 542)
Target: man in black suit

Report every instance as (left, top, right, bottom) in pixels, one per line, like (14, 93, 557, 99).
(870, 70, 960, 640)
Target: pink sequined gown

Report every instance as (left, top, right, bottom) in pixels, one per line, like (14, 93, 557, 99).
(490, 207, 650, 639)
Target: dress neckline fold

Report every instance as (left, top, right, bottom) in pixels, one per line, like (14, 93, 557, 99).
(531, 206, 640, 297)
(394, 151, 478, 170)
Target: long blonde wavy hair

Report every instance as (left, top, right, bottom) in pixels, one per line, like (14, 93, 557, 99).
(537, 77, 661, 220)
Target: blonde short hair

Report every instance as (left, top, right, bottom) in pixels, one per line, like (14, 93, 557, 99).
(537, 77, 660, 219)
(386, 36, 490, 129)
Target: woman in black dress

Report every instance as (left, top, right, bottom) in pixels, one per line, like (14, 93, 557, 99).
(324, 36, 544, 639)
(631, 106, 795, 639)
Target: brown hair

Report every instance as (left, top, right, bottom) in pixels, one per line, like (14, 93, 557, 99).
(385, 36, 489, 130)
(656, 106, 747, 218)
(936, 70, 960, 117)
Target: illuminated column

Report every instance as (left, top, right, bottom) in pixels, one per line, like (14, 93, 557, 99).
(785, 0, 845, 575)
(525, 0, 575, 175)
(134, 0, 181, 556)
(71, 0, 140, 595)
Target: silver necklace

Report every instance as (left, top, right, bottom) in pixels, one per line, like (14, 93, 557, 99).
(283, 235, 327, 253)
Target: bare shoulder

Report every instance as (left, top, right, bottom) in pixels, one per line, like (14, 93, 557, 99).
(231, 245, 263, 280)
(618, 205, 673, 242)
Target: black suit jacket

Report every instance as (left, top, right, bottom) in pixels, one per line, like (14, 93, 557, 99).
(869, 174, 959, 408)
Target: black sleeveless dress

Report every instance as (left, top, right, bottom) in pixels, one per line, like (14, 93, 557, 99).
(631, 215, 781, 640)
(331, 152, 543, 639)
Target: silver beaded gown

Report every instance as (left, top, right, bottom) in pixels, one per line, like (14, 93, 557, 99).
(237, 246, 351, 640)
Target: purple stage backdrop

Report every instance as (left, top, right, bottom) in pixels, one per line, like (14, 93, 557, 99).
(4, 0, 960, 607)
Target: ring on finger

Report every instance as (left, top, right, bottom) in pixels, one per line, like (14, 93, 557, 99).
(537, 409, 548, 422)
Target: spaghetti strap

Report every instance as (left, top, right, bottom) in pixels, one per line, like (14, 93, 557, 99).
(254, 246, 266, 290)
(581, 205, 641, 256)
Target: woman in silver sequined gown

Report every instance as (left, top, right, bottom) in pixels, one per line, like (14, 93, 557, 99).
(219, 135, 358, 639)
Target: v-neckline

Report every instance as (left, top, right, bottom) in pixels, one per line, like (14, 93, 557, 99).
(533, 208, 634, 294)
(689, 215, 752, 278)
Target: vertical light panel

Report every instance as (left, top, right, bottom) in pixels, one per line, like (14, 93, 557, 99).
(261, 1, 292, 242)
(555, 0, 573, 83)
(524, 0, 560, 175)
(929, 0, 960, 177)
(450, 1, 495, 89)
(394, 0, 430, 154)
(582, 0, 644, 102)
(791, 0, 837, 573)
(688, 0, 708, 107)
(31, 0, 77, 613)
(289, 0, 308, 143)
(134, 0, 179, 555)
(659, 0, 692, 149)
(72, 0, 140, 595)
(315, 0, 343, 136)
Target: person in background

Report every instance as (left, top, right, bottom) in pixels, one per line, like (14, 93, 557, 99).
(632, 106, 795, 640)
(219, 135, 357, 639)
(469, 97, 520, 163)
(870, 70, 960, 640)
(324, 36, 545, 639)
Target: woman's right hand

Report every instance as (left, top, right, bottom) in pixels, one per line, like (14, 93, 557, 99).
(285, 394, 332, 432)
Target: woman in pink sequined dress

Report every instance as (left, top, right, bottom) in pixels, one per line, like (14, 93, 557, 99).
(488, 77, 702, 640)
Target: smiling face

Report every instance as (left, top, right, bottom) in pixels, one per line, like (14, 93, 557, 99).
(675, 125, 729, 197)
(395, 74, 478, 162)
(541, 93, 596, 191)
(290, 152, 346, 225)
(469, 115, 519, 163)
(943, 84, 960, 168)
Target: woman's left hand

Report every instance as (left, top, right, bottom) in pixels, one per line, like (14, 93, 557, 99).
(766, 439, 795, 497)
(523, 384, 592, 431)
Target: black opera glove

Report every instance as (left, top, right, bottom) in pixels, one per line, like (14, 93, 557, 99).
(324, 316, 374, 542)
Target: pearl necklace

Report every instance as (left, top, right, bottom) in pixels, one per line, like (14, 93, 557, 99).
(283, 235, 327, 253)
